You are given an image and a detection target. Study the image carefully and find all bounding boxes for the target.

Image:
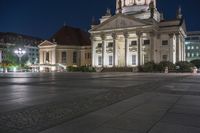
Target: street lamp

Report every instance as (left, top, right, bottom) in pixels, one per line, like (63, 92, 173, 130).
(14, 48, 26, 66)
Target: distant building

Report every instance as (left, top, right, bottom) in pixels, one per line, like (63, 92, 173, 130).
(0, 32, 42, 65)
(39, 26, 91, 72)
(185, 31, 200, 61)
(0, 45, 3, 63)
(90, 0, 186, 68)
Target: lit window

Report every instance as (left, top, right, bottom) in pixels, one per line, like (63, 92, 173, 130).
(109, 56, 113, 65)
(132, 55, 136, 65)
(61, 52, 67, 63)
(197, 53, 199, 57)
(98, 56, 102, 65)
(73, 51, 77, 64)
(187, 53, 190, 57)
(187, 46, 190, 50)
(196, 46, 199, 49)
(192, 53, 194, 57)
(144, 55, 148, 64)
(191, 46, 194, 49)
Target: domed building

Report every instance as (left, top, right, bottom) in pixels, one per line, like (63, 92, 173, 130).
(89, 0, 186, 69)
(39, 25, 91, 72)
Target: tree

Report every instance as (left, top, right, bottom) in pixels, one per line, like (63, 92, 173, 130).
(175, 61, 194, 72)
(158, 61, 175, 72)
(191, 59, 200, 68)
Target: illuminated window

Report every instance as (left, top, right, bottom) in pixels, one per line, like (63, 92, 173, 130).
(46, 52, 49, 62)
(187, 53, 190, 57)
(73, 51, 77, 64)
(192, 53, 194, 57)
(98, 56, 102, 65)
(109, 56, 113, 65)
(132, 55, 136, 65)
(61, 52, 67, 63)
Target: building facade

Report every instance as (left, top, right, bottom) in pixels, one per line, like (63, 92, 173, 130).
(39, 26, 91, 72)
(0, 32, 42, 65)
(185, 31, 200, 61)
(0, 46, 2, 63)
(90, 0, 186, 68)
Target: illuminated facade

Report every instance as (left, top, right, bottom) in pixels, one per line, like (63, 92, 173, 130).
(39, 26, 91, 72)
(185, 31, 200, 61)
(90, 0, 186, 68)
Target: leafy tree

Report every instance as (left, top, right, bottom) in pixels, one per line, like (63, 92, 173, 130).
(158, 61, 175, 72)
(141, 61, 157, 72)
(175, 61, 194, 72)
(191, 59, 200, 68)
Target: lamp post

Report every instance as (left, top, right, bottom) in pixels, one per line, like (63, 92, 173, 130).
(14, 48, 26, 67)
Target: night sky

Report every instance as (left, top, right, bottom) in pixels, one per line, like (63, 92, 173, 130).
(0, 0, 200, 39)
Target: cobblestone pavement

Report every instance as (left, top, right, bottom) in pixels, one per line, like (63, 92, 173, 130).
(0, 72, 196, 133)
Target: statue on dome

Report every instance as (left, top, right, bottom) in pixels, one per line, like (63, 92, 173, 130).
(149, 0, 155, 18)
(118, 0, 122, 13)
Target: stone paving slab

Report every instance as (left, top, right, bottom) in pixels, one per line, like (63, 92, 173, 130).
(149, 122, 200, 133)
(161, 112, 200, 128)
(92, 127, 139, 133)
(40, 92, 180, 133)
(40, 93, 156, 133)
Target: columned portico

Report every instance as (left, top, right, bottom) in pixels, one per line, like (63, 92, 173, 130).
(90, 0, 186, 69)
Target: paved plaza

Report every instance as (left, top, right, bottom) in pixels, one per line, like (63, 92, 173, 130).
(0, 72, 200, 133)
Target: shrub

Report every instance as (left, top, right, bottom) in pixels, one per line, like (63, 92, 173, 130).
(141, 61, 157, 72)
(157, 61, 175, 72)
(175, 61, 194, 72)
(191, 59, 200, 68)
(67, 66, 96, 72)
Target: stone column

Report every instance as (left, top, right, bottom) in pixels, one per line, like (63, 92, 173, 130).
(150, 32, 155, 61)
(176, 34, 180, 62)
(43, 51, 46, 64)
(90, 35, 95, 67)
(52, 48, 56, 64)
(182, 36, 186, 61)
(169, 33, 176, 63)
(137, 32, 142, 66)
(101, 34, 106, 67)
(124, 32, 129, 67)
(112, 33, 117, 67)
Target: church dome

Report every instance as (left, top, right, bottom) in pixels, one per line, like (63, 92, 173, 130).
(116, 0, 156, 15)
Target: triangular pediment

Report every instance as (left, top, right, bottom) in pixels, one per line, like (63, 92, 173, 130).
(39, 40, 57, 47)
(91, 14, 151, 31)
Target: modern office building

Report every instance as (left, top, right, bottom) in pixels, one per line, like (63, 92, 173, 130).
(185, 31, 200, 61)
